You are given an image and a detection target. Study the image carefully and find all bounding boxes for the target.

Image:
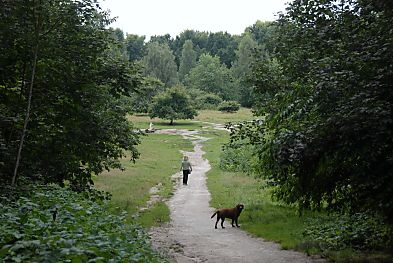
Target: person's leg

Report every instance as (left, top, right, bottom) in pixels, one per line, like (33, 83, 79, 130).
(185, 171, 189, 184)
(182, 170, 187, 184)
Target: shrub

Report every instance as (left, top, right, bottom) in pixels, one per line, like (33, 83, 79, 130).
(303, 212, 393, 251)
(197, 93, 223, 110)
(0, 185, 166, 262)
(218, 101, 240, 113)
(187, 89, 223, 110)
(220, 142, 256, 175)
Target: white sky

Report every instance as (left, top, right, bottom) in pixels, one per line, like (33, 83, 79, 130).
(99, 0, 291, 39)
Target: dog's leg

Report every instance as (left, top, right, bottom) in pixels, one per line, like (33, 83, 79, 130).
(221, 217, 225, 228)
(231, 218, 235, 227)
(235, 217, 240, 227)
(214, 212, 220, 229)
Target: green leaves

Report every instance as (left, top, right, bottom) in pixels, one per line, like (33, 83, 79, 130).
(229, 0, 393, 226)
(303, 212, 393, 251)
(0, 185, 166, 262)
(0, 0, 142, 188)
(149, 85, 197, 124)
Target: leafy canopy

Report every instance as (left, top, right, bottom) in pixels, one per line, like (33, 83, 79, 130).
(149, 85, 197, 125)
(229, 0, 393, 222)
(0, 0, 142, 189)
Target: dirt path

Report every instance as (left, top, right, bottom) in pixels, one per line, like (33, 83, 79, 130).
(150, 129, 323, 263)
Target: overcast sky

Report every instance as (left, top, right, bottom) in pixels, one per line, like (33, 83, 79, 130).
(99, 0, 291, 39)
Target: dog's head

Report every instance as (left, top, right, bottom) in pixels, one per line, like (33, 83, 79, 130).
(236, 204, 244, 212)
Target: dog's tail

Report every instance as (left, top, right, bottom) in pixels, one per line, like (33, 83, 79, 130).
(211, 211, 217, 219)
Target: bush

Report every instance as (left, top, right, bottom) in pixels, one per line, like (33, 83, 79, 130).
(303, 212, 393, 251)
(187, 89, 223, 110)
(220, 142, 256, 175)
(197, 93, 223, 110)
(218, 101, 240, 113)
(0, 185, 166, 262)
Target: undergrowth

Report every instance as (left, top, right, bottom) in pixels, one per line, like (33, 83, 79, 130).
(0, 183, 166, 262)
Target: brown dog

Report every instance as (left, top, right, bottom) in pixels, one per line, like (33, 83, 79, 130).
(211, 204, 244, 229)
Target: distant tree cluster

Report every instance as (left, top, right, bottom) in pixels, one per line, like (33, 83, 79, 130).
(114, 23, 275, 123)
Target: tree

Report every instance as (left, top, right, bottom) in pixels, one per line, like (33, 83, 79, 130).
(245, 20, 274, 47)
(0, 0, 142, 189)
(124, 34, 146, 62)
(206, 31, 238, 67)
(186, 54, 237, 101)
(178, 40, 197, 82)
(130, 76, 164, 113)
(172, 30, 208, 65)
(231, 33, 258, 107)
(229, 0, 393, 221)
(149, 85, 197, 125)
(142, 42, 178, 87)
(112, 27, 125, 42)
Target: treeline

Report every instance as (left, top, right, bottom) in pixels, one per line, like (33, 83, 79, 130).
(111, 22, 274, 114)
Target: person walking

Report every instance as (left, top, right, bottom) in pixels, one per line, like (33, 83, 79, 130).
(180, 155, 192, 185)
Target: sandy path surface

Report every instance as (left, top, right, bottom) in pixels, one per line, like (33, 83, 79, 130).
(150, 129, 324, 263)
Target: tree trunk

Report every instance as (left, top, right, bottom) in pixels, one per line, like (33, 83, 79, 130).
(170, 119, 174, 125)
(12, 43, 39, 186)
(12, 1, 41, 186)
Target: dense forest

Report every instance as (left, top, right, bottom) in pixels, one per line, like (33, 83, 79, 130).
(1, 0, 392, 261)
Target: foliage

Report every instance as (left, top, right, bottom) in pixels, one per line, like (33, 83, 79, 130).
(0, 184, 166, 262)
(186, 89, 223, 110)
(197, 93, 223, 110)
(149, 85, 197, 125)
(228, 0, 393, 223)
(245, 20, 275, 47)
(170, 30, 239, 68)
(186, 54, 237, 101)
(220, 141, 256, 175)
(205, 129, 393, 261)
(130, 76, 165, 113)
(0, 0, 142, 188)
(205, 31, 238, 67)
(125, 34, 146, 62)
(303, 212, 393, 251)
(231, 33, 259, 107)
(178, 40, 197, 82)
(218, 101, 240, 113)
(142, 42, 178, 87)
